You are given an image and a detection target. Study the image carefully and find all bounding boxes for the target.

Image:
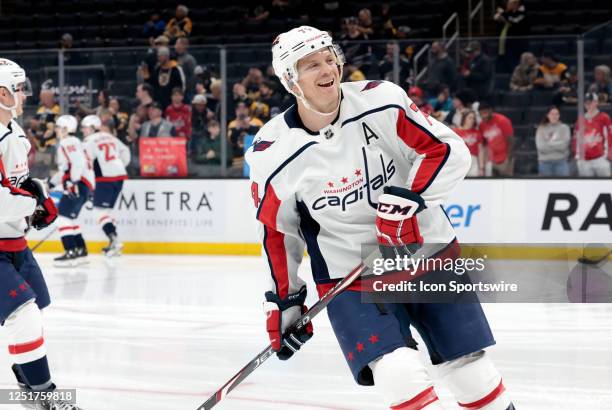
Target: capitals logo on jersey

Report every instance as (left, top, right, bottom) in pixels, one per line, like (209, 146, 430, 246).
(311, 148, 395, 212)
(253, 139, 275, 152)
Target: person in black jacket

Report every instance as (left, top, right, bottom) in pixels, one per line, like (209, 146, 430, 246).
(146, 46, 185, 110)
(460, 41, 493, 101)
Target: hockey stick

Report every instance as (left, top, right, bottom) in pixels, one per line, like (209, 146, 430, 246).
(197, 249, 383, 410)
(30, 226, 58, 252)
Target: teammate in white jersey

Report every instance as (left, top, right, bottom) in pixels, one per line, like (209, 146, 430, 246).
(81, 115, 130, 256)
(246, 27, 514, 410)
(49, 115, 95, 267)
(0, 58, 83, 409)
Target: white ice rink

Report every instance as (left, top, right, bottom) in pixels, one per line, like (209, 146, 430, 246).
(0, 254, 611, 410)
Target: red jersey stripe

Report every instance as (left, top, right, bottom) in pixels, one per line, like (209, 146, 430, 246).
(458, 379, 506, 409)
(0, 237, 28, 252)
(8, 336, 44, 355)
(96, 175, 128, 182)
(396, 108, 450, 194)
(391, 386, 439, 410)
(259, 185, 290, 298)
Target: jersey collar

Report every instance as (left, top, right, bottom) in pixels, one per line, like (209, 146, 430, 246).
(283, 91, 344, 136)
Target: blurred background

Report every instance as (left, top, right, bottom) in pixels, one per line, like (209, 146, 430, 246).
(1, 0, 610, 180)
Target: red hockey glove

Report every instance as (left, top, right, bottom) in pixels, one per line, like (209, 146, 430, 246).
(20, 178, 58, 230)
(376, 186, 426, 259)
(263, 286, 313, 360)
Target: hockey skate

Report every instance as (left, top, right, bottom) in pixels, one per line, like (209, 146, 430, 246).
(16, 383, 83, 410)
(73, 247, 89, 266)
(53, 250, 76, 268)
(13, 367, 83, 410)
(102, 236, 123, 257)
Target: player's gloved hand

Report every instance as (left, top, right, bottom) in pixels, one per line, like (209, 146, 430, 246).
(263, 286, 313, 360)
(375, 186, 426, 260)
(20, 178, 58, 230)
(63, 180, 80, 198)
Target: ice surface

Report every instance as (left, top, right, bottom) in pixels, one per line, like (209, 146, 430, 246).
(0, 254, 610, 409)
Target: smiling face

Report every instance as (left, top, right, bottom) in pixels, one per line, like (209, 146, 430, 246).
(294, 48, 341, 113)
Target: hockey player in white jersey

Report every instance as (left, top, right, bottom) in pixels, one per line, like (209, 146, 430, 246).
(246, 27, 515, 410)
(49, 115, 95, 267)
(0, 58, 84, 410)
(81, 115, 130, 256)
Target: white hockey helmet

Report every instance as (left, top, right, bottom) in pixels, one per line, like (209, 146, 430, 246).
(0, 58, 32, 117)
(55, 114, 78, 134)
(81, 114, 101, 130)
(272, 26, 345, 94)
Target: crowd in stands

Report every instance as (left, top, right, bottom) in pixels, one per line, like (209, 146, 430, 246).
(23, 1, 612, 179)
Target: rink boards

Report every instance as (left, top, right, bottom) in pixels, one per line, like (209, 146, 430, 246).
(28, 178, 611, 256)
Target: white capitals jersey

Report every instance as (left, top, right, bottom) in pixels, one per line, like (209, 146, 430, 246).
(50, 136, 95, 191)
(0, 120, 37, 251)
(84, 132, 130, 182)
(245, 81, 471, 299)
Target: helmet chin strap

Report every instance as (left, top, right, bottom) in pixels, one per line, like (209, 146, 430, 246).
(0, 92, 19, 119)
(292, 65, 344, 117)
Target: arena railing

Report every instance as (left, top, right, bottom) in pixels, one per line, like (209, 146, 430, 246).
(1, 32, 608, 180)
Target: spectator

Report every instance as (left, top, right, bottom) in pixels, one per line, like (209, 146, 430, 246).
(340, 17, 372, 71)
(127, 104, 148, 143)
(478, 101, 515, 176)
(344, 63, 366, 82)
(378, 42, 410, 83)
(174, 37, 197, 101)
(250, 101, 270, 123)
(164, 5, 193, 40)
(207, 79, 222, 118)
(534, 51, 569, 90)
(194, 120, 229, 165)
(95, 89, 110, 116)
(191, 94, 215, 153)
(448, 88, 478, 127)
(108, 97, 129, 144)
(535, 106, 571, 177)
(140, 102, 176, 138)
(143, 12, 166, 39)
(231, 82, 251, 117)
(493, 0, 528, 69)
(573, 93, 611, 177)
(147, 46, 185, 110)
(429, 84, 453, 122)
(407, 86, 433, 115)
(194, 65, 212, 94)
(59, 33, 84, 65)
(257, 80, 282, 115)
(242, 67, 264, 101)
(588, 65, 612, 105)
(264, 64, 283, 94)
(139, 35, 170, 83)
(460, 41, 493, 100)
(425, 41, 457, 94)
(357, 8, 375, 38)
(379, 2, 397, 39)
(135, 83, 154, 107)
(510, 52, 539, 92)
(227, 101, 263, 161)
(453, 110, 485, 176)
(164, 88, 192, 139)
(34, 89, 61, 149)
(553, 66, 578, 106)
